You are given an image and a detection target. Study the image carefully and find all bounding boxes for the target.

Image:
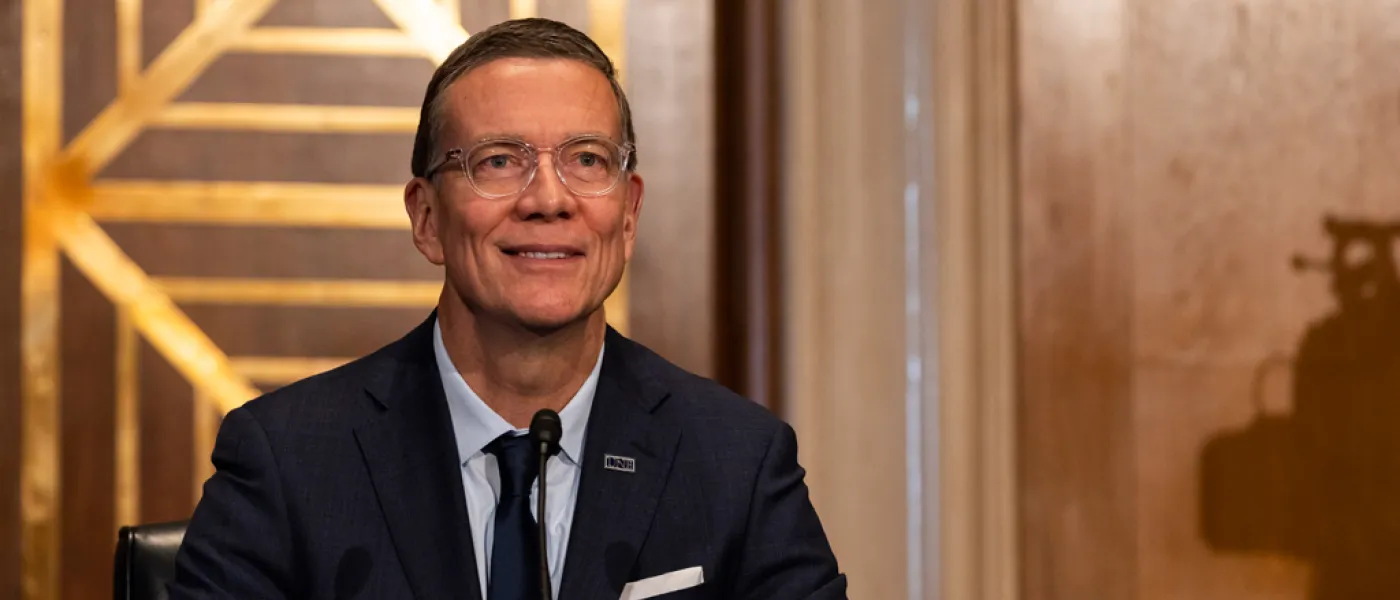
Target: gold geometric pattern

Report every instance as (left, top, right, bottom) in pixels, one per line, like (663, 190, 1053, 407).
(19, 0, 628, 597)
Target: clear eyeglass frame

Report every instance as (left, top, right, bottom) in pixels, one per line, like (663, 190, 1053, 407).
(425, 134, 635, 199)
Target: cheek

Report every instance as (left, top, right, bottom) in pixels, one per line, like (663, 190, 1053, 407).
(447, 201, 508, 254)
(584, 201, 629, 242)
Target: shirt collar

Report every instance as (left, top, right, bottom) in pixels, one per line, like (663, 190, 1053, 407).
(433, 317, 601, 466)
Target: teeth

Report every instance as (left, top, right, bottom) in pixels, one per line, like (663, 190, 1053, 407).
(519, 251, 569, 259)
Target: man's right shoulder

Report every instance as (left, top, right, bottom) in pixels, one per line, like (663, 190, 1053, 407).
(233, 337, 405, 436)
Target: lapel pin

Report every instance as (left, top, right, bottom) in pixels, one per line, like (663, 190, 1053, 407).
(604, 454, 636, 473)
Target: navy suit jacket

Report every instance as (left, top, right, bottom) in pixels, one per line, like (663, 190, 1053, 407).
(169, 315, 847, 599)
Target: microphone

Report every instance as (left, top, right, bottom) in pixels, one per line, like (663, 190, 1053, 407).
(529, 409, 563, 600)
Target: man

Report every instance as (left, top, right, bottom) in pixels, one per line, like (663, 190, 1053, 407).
(170, 17, 845, 600)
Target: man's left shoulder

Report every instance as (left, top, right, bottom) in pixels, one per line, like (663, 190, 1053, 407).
(612, 333, 786, 439)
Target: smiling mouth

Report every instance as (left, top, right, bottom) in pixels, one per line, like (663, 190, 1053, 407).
(502, 247, 584, 260)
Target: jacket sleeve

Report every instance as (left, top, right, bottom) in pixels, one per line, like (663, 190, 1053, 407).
(168, 406, 294, 598)
(735, 422, 848, 599)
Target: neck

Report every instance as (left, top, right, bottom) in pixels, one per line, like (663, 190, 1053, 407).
(437, 294, 605, 429)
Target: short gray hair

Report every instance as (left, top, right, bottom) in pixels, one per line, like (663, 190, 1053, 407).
(409, 18, 637, 178)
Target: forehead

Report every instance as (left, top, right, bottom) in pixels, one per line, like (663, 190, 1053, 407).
(444, 57, 621, 143)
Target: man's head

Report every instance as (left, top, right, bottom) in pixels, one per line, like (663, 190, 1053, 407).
(405, 18, 644, 333)
(410, 18, 638, 179)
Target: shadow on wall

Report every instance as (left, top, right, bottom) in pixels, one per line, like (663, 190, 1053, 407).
(1201, 216, 1400, 599)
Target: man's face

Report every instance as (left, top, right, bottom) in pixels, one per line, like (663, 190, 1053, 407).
(408, 57, 643, 331)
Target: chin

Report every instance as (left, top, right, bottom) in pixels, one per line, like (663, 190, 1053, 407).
(509, 302, 595, 333)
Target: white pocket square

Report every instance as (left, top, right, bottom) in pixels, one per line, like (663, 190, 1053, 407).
(618, 566, 705, 599)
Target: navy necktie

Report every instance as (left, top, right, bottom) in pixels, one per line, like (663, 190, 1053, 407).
(486, 434, 542, 600)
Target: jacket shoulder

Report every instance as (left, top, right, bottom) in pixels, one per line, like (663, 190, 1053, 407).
(234, 339, 403, 433)
(611, 334, 785, 434)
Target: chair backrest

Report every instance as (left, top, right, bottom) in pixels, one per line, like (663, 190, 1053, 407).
(113, 520, 188, 600)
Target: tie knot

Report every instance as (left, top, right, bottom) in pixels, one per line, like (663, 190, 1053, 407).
(486, 433, 539, 498)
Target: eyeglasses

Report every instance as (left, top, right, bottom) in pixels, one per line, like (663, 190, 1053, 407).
(425, 135, 635, 198)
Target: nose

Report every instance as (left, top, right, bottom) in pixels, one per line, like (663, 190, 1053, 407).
(513, 152, 576, 222)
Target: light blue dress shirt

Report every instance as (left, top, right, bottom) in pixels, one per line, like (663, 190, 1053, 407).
(432, 319, 602, 599)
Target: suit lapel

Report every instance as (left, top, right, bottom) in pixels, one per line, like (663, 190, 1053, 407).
(559, 329, 681, 600)
(355, 316, 482, 600)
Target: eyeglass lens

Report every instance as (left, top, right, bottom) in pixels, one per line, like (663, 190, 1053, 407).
(462, 138, 625, 197)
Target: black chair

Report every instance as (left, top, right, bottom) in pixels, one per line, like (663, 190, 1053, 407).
(114, 520, 188, 600)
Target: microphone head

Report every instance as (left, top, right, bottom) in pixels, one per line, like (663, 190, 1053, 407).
(529, 409, 563, 457)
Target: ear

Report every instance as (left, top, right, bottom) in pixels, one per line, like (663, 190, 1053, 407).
(622, 171, 645, 261)
(405, 177, 446, 265)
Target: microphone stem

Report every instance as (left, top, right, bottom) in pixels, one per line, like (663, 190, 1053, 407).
(537, 443, 553, 600)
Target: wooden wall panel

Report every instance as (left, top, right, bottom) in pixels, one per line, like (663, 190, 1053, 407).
(538, 0, 589, 31)
(105, 224, 441, 281)
(182, 54, 434, 106)
(57, 260, 115, 600)
(460, 0, 511, 33)
(103, 131, 415, 182)
(182, 305, 428, 357)
(59, 0, 116, 146)
(1019, 0, 1400, 598)
(1016, 1, 1137, 598)
(625, 0, 717, 378)
(138, 342, 196, 526)
(259, 0, 397, 28)
(54, 15, 120, 598)
(2, 1, 22, 596)
(138, 0, 191, 71)
(713, 0, 781, 406)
